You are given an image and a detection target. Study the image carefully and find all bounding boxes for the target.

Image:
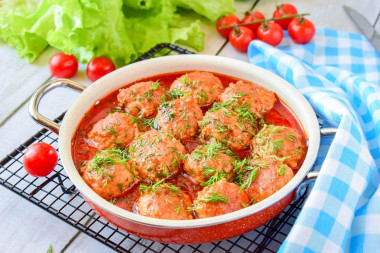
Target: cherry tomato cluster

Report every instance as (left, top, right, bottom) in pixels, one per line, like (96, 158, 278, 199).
(49, 53, 116, 82)
(216, 3, 315, 52)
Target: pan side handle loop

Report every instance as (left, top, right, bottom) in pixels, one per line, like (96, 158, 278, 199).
(295, 171, 319, 201)
(320, 127, 338, 136)
(29, 78, 86, 134)
(295, 127, 337, 201)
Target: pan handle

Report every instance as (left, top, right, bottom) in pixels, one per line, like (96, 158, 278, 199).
(320, 127, 338, 136)
(294, 125, 337, 201)
(29, 78, 86, 134)
(295, 171, 319, 201)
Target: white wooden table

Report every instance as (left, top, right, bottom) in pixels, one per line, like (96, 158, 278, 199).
(0, 0, 379, 252)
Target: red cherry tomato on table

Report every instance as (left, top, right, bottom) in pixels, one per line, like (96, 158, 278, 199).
(216, 15, 240, 38)
(273, 3, 298, 29)
(241, 11, 265, 35)
(229, 26, 255, 52)
(87, 56, 116, 82)
(288, 17, 316, 44)
(256, 22, 284, 47)
(49, 52, 78, 78)
(23, 143, 58, 177)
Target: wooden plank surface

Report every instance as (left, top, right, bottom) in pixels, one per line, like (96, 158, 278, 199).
(0, 0, 379, 252)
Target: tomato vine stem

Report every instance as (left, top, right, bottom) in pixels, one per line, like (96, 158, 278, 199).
(219, 13, 310, 29)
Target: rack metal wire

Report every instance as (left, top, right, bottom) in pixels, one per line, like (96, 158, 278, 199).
(0, 44, 310, 253)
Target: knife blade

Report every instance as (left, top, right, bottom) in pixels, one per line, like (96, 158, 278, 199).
(343, 5, 380, 53)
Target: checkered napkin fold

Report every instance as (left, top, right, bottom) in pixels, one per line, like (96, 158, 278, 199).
(248, 27, 380, 253)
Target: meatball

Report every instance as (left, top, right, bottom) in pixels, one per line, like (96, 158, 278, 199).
(170, 71, 224, 106)
(242, 157, 294, 202)
(219, 80, 277, 117)
(88, 112, 139, 150)
(184, 142, 237, 184)
(80, 150, 139, 201)
(128, 130, 186, 182)
(200, 105, 257, 150)
(117, 81, 167, 117)
(194, 179, 250, 219)
(135, 183, 193, 220)
(252, 125, 306, 168)
(156, 97, 203, 140)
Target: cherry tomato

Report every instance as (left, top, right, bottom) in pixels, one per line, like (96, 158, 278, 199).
(229, 26, 255, 52)
(256, 22, 284, 47)
(23, 143, 58, 177)
(49, 53, 78, 78)
(273, 3, 298, 30)
(241, 11, 265, 35)
(216, 15, 240, 38)
(87, 57, 116, 82)
(288, 17, 316, 44)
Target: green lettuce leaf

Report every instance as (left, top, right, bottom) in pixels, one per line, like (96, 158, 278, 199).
(169, 16, 204, 51)
(0, 0, 235, 67)
(0, 0, 48, 62)
(170, 0, 235, 22)
(123, 0, 154, 10)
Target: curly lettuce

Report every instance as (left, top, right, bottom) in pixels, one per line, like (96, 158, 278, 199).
(0, 0, 235, 67)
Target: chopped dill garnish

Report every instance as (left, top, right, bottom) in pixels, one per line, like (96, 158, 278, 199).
(202, 166, 217, 176)
(277, 164, 287, 176)
(150, 81, 160, 90)
(142, 117, 157, 129)
(272, 155, 291, 162)
(216, 123, 230, 133)
(255, 125, 285, 138)
(170, 156, 179, 168)
(105, 125, 116, 134)
(167, 184, 180, 192)
(47, 244, 53, 253)
(142, 81, 160, 101)
(198, 89, 209, 104)
(100, 149, 129, 160)
(200, 167, 227, 187)
(199, 192, 229, 203)
(181, 73, 198, 88)
(271, 138, 284, 153)
(87, 149, 129, 188)
(175, 205, 182, 214)
(234, 158, 267, 191)
(162, 132, 174, 139)
(160, 102, 175, 121)
(130, 116, 157, 131)
(250, 198, 257, 205)
(259, 116, 267, 126)
(190, 142, 237, 161)
(207, 97, 257, 130)
(285, 133, 297, 142)
(290, 146, 303, 154)
(181, 73, 188, 84)
(166, 88, 191, 100)
(178, 108, 189, 120)
(186, 206, 201, 211)
(139, 179, 165, 194)
(143, 90, 153, 101)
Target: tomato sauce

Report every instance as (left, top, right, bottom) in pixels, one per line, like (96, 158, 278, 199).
(71, 71, 308, 209)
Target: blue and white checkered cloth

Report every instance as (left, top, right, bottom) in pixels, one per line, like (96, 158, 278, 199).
(248, 27, 380, 252)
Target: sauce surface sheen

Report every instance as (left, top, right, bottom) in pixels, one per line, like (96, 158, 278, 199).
(71, 71, 307, 213)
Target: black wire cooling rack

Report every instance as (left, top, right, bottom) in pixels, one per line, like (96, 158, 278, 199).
(0, 44, 311, 253)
